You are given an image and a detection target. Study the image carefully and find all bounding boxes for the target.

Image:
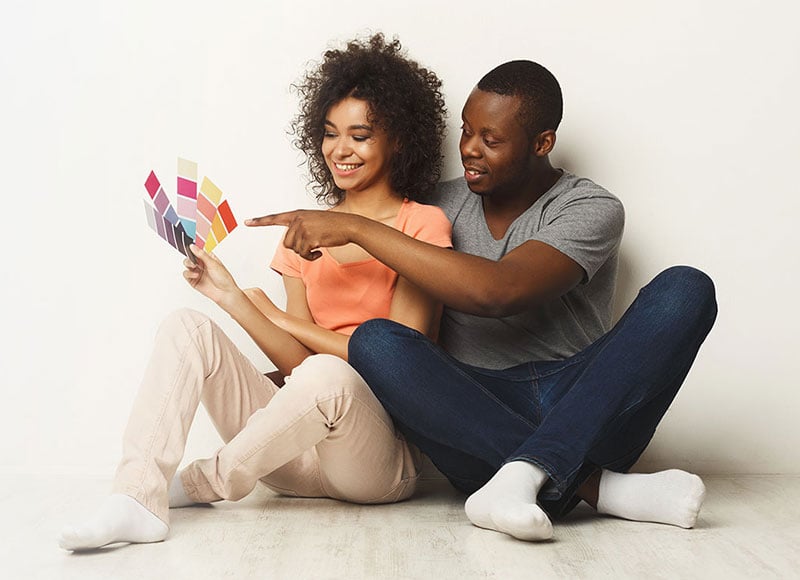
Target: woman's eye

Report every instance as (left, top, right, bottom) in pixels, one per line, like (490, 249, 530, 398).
(323, 132, 337, 138)
(352, 135, 368, 142)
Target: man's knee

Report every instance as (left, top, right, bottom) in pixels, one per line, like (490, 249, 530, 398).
(649, 266, 717, 327)
(656, 265, 715, 296)
(349, 319, 405, 372)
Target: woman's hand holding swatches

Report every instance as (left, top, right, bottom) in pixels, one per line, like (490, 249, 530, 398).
(183, 244, 243, 307)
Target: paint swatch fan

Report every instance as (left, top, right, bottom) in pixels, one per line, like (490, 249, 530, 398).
(143, 158, 238, 260)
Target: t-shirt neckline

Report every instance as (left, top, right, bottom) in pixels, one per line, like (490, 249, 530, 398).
(323, 198, 410, 267)
(478, 170, 569, 243)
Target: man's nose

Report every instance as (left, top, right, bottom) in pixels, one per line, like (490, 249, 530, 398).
(460, 134, 480, 158)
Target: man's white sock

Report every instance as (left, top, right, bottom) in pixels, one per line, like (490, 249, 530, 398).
(596, 469, 706, 528)
(464, 460, 553, 541)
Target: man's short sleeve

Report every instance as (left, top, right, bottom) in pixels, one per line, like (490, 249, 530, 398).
(431, 179, 468, 224)
(533, 192, 624, 282)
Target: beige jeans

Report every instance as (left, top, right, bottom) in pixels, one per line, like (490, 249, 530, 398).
(112, 309, 419, 524)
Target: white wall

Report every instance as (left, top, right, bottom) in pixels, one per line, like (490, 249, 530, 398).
(1, 0, 797, 476)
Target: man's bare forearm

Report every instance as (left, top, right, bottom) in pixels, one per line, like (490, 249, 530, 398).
(247, 210, 582, 317)
(347, 217, 524, 317)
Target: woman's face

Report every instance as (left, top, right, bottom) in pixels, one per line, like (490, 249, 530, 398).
(322, 97, 393, 195)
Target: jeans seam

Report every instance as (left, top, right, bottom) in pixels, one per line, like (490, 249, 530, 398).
(511, 307, 641, 495)
(533, 355, 589, 380)
(531, 375, 543, 425)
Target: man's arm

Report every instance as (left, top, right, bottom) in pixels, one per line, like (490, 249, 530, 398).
(247, 211, 583, 318)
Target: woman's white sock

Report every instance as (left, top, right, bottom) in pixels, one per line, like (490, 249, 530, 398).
(59, 494, 168, 551)
(168, 473, 196, 508)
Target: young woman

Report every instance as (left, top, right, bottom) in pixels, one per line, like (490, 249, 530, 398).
(60, 33, 450, 551)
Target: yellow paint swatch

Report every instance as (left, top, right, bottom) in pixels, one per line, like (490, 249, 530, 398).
(210, 213, 227, 245)
(199, 176, 223, 205)
(204, 230, 219, 253)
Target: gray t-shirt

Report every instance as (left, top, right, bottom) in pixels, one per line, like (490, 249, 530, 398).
(434, 171, 624, 369)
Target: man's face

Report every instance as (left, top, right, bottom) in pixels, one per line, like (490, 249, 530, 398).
(459, 89, 534, 198)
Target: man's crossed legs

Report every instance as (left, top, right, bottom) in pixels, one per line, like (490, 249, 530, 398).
(350, 266, 717, 541)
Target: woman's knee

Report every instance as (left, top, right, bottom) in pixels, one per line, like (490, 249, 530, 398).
(285, 354, 369, 399)
(157, 308, 213, 339)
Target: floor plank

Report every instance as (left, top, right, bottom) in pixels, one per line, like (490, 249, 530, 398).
(4, 475, 798, 579)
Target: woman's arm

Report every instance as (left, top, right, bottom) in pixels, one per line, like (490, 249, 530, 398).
(387, 276, 442, 340)
(279, 275, 352, 359)
(250, 273, 440, 362)
(184, 246, 313, 376)
(244, 277, 351, 359)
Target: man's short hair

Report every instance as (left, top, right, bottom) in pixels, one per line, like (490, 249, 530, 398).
(477, 60, 563, 137)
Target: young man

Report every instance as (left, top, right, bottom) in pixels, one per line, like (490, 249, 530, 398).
(247, 61, 717, 542)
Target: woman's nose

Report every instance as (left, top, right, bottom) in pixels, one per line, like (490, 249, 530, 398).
(333, 137, 352, 158)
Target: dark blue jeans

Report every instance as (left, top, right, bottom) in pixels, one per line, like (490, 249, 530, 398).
(349, 266, 717, 518)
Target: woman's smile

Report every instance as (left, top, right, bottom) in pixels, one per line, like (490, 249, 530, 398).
(322, 97, 393, 195)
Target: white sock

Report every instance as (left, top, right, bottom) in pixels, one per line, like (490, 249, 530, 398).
(464, 461, 553, 541)
(59, 494, 168, 551)
(597, 469, 706, 528)
(168, 473, 196, 508)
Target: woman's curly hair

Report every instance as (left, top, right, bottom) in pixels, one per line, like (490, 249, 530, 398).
(292, 33, 447, 206)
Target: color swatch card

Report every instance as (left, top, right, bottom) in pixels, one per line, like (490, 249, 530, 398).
(143, 158, 238, 260)
(176, 157, 198, 240)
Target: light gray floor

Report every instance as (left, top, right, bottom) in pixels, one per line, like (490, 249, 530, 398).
(4, 474, 798, 579)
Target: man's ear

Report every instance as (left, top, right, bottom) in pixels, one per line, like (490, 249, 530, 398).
(532, 129, 557, 157)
